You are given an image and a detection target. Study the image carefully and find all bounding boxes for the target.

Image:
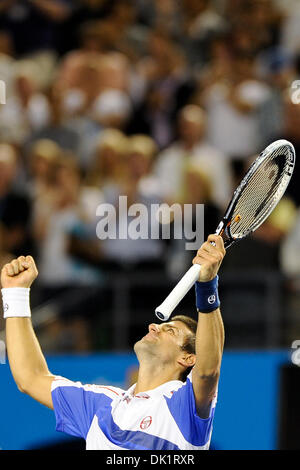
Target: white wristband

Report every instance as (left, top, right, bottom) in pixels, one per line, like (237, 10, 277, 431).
(2, 288, 31, 318)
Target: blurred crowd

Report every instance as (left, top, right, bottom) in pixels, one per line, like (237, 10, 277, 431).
(1, 0, 300, 350)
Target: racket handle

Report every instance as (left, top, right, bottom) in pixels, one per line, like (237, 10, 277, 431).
(155, 264, 201, 321)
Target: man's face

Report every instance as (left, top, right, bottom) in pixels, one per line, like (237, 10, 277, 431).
(134, 320, 192, 367)
(178, 116, 205, 144)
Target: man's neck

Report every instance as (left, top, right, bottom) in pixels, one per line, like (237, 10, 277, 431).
(134, 362, 179, 396)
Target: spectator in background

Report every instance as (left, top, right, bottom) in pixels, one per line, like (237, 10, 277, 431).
(278, 0, 300, 56)
(128, 30, 196, 148)
(33, 153, 102, 286)
(99, 134, 165, 270)
(57, 50, 131, 112)
(255, 48, 296, 144)
(0, 29, 14, 56)
(57, 52, 103, 111)
(177, 164, 221, 236)
(26, 139, 61, 200)
(222, 192, 297, 272)
(25, 84, 81, 156)
(166, 163, 221, 279)
(256, 47, 295, 94)
(91, 52, 133, 130)
(196, 32, 233, 90)
(70, 133, 165, 273)
(64, 0, 144, 59)
(54, 0, 118, 54)
(181, 0, 228, 64)
(0, 30, 15, 83)
(57, 48, 101, 95)
(0, 143, 33, 257)
(123, 133, 161, 203)
(274, 93, 300, 207)
(57, 52, 104, 168)
(77, 19, 120, 54)
(97, 52, 131, 94)
(0, 57, 51, 144)
(154, 104, 233, 210)
(96, 51, 145, 108)
(105, 0, 148, 61)
(66, 128, 129, 273)
(57, 51, 133, 167)
(252, 196, 297, 248)
(91, 88, 132, 132)
(138, 0, 182, 40)
(85, 128, 128, 205)
(0, 0, 73, 56)
(225, 0, 282, 53)
(14, 59, 51, 133)
(201, 52, 275, 179)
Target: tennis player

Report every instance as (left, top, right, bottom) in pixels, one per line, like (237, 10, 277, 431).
(1, 234, 225, 450)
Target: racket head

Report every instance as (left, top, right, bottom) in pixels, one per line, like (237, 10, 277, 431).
(218, 139, 296, 249)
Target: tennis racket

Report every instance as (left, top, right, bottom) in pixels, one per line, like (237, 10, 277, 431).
(155, 139, 296, 321)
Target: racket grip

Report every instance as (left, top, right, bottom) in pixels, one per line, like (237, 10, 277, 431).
(155, 264, 201, 321)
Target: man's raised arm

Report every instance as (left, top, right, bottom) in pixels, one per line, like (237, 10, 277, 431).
(1, 256, 55, 409)
(191, 234, 225, 419)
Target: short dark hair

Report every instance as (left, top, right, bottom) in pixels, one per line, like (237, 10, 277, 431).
(171, 315, 197, 382)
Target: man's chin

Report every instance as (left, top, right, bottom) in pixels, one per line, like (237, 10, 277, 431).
(134, 337, 150, 349)
(137, 332, 156, 344)
(134, 337, 156, 354)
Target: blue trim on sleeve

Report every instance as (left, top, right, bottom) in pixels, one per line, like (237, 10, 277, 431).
(51, 385, 113, 439)
(164, 377, 215, 446)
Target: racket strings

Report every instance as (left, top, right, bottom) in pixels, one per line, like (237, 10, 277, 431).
(234, 160, 280, 231)
(230, 147, 292, 237)
(232, 166, 283, 234)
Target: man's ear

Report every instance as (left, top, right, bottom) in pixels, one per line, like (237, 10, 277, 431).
(177, 353, 196, 368)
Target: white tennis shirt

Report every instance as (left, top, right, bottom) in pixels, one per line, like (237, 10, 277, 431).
(51, 371, 217, 450)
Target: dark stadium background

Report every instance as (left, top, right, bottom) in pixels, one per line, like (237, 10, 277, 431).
(0, 0, 299, 450)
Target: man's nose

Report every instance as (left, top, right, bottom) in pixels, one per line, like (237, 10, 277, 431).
(148, 323, 159, 334)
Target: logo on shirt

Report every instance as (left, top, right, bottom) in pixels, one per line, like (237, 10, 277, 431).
(3, 303, 8, 312)
(140, 416, 152, 430)
(208, 294, 216, 304)
(122, 393, 132, 404)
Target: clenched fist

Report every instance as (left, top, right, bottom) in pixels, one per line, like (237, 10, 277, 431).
(193, 234, 225, 282)
(1, 256, 38, 288)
